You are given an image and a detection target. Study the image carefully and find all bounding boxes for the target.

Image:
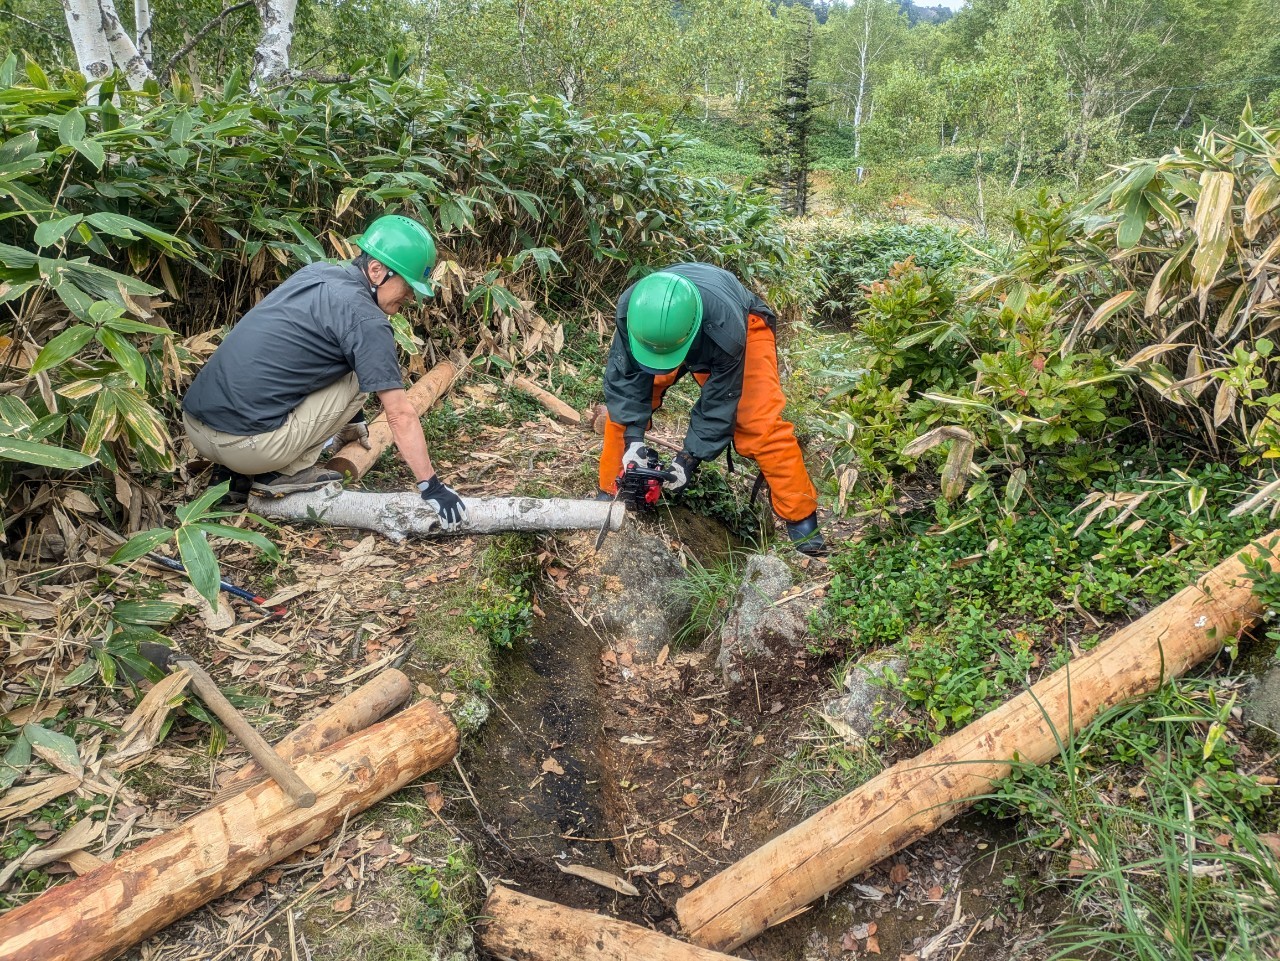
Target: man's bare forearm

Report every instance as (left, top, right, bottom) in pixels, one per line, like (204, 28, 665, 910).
(377, 388, 436, 482)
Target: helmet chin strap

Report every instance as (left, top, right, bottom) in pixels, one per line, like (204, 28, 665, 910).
(363, 262, 397, 305)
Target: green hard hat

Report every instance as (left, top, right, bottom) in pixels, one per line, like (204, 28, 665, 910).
(352, 215, 437, 300)
(626, 272, 703, 372)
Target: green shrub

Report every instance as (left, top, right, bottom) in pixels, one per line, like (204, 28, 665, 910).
(818, 462, 1270, 741)
(799, 220, 982, 325)
(0, 56, 794, 502)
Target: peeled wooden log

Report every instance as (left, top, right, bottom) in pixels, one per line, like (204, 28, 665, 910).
(0, 698, 458, 961)
(213, 669, 411, 801)
(251, 484, 626, 542)
(677, 532, 1280, 952)
(512, 376, 581, 425)
(328, 360, 458, 480)
(480, 885, 740, 961)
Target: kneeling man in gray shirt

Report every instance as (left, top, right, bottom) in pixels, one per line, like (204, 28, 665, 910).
(182, 214, 466, 529)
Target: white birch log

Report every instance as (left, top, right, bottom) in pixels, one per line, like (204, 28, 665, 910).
(93, 0, 154, 89)
(133, 0, 152, 66)
(62, 0, 112, 82)
(250, 484, 626, 542)
(252, 0, 299, 88)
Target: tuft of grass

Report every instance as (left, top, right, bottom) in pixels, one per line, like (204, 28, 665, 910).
(669, 550, 746, 648)
(326, 829, 479, 961)
(978, 678, 1280, 960)
(766, 728, 884, 816)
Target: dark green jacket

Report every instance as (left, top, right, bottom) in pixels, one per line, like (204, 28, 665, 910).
(604, 263, 775, 462)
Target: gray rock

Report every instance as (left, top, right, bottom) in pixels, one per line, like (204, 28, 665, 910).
(819, 651, 908, 742)
(717, 553, 810, 686)
(589, 530, 690, 658)
(1244, 665, 1280, 735)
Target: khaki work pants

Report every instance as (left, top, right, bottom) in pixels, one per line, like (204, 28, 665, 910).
(598, 313, 819, 523)
(184, 372, 364, 476)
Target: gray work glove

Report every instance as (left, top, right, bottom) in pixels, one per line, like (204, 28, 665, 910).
(418, 476, 467, 531)
(664, 451, 699, 493)
(621, 440, 652, 473)
(336, 422, 372, 450)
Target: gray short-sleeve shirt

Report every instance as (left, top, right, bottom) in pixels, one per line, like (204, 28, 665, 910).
(183, 261, 404, 435)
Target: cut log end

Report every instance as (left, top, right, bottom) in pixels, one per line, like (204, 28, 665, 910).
(481, 886, 742, 961)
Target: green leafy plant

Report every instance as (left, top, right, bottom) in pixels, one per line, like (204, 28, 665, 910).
(109, 482, 279, 607)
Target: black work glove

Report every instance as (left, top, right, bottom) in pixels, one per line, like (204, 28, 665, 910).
(418, 476, 467, 531)
(664, 451, 700, 493)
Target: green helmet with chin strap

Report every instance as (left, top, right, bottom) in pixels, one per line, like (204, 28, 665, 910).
(626, 271, 703, 372)
(351, 215, 437, 300)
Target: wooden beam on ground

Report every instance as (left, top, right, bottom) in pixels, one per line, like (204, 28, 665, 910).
(328, 360, 458, 481)
(214, 669, 411, 801)
(251, 486, 625, 542)
(512, 376, 581, 425)
(479, 885, 742, 961)
(676, 531, 1280, 952)
(0, 699, 458, 961)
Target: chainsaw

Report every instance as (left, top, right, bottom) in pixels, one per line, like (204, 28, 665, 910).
(594, 452, 676, 549)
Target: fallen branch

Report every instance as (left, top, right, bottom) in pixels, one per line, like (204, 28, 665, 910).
(251, 485, 625, 542)
(214, 668, 411, 801)
(328, 360, 458, 481)
(512, 375, 581, 425)
(676, 531, 1280, 951)
(0, 698, 458, 961)
(479, 885, 741, 961)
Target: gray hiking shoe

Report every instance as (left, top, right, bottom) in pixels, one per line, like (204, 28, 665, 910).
(250, 465, 343, 498)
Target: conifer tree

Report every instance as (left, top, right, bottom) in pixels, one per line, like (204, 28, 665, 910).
(763, 7, 816, 216)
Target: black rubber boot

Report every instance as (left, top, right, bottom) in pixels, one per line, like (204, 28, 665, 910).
(211, 464, 253, 505)
(785, 513, 827, 556)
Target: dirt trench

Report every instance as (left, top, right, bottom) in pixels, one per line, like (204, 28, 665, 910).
(456, 511, 1066, 961)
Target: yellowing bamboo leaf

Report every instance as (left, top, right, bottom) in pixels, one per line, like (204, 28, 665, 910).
(1213, 382, 1239, 428)
(1145, 237, 1196, 318)
(1123, 342, 1186, 367)
(1084, 290, 1140, 335)
(940, 438, 974, 503)
(1212, 282, 1251, 342)
(1191, 171, 1236, 317)
(22, 723, 83, 778)
(1248, 230, 1280, 282)
(1244, 174, 1280, 240)
(901, 425, 973, 458)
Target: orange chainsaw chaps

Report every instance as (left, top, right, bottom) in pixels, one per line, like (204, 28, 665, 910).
(597, 314, 817, 522)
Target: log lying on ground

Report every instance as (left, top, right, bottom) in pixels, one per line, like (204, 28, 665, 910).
(512, 375, 582, 425)
(479, 885, 741, 961)
(251, 484, 625, 542)
(677, 531, 1280, 952)
(0, 698, 458, 961)
(214, 668, 411, 801)
(328, 360, 458, 480)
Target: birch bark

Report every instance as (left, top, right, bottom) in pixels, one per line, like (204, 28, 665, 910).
(94, 0, 155, 89)
(252, 0, 300, 88)
(61, 0, 112, 82)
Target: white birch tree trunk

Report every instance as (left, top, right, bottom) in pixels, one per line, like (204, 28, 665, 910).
(133, 0, 153, 67)
(94, 0, 154, 88)
(251, 486, 627, 543)
(62, 0, 113, 82)
(252, 0, 299, 89)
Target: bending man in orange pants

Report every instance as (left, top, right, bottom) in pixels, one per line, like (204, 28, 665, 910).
(597, 262, 824, 554)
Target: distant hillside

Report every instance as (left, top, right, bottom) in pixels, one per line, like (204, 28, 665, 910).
(900, 1, 955, 25)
